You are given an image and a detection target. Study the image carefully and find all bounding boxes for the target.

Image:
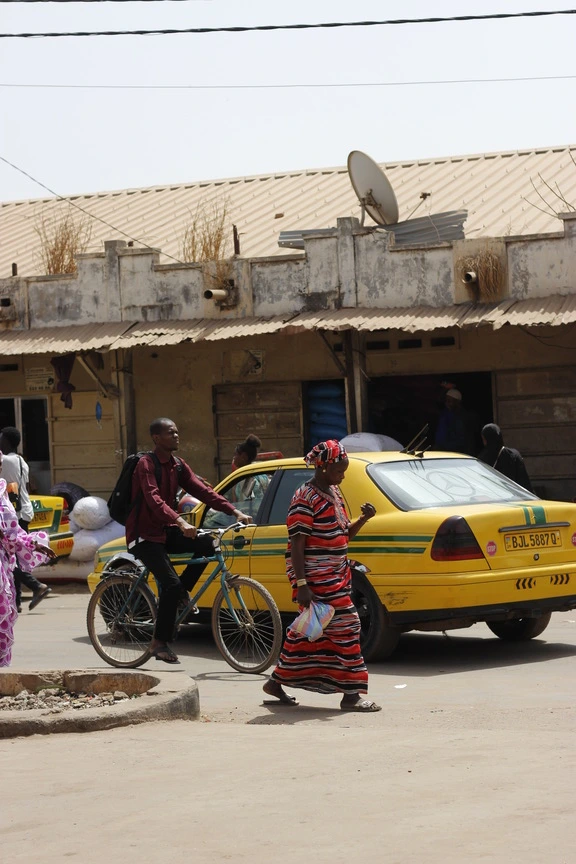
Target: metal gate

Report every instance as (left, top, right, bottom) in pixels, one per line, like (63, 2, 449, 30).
(213, 382, 304, 480)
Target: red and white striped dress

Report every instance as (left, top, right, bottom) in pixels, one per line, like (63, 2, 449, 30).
(270, 481, 368, 695)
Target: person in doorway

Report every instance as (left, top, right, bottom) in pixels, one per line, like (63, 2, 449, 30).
(478, 423, 533, 492)
(434, 388, 476, 455)
(231, 434, 262, 471)
(263, 439, 381, 712)
(127, 417, 252, 665)
(0, 427, 53, 613)
(0, 451, 55, 666)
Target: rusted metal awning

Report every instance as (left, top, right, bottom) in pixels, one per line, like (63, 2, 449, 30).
(0, 322, 134, 356)
(280, 295, 576, 334)
(108, 316, 290, 349)
(2, 295, 574, 356)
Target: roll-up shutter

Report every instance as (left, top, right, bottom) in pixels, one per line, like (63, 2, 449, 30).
(213, 382, 304, 480)
(495, 366, 576, 501)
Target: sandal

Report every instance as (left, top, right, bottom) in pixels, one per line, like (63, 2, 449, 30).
(263, 681, 299, 707)
(340, 698, 382, 713)
(151, 647, 180, 665)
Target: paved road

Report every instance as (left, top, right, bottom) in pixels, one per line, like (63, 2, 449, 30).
(3, 588, 576, 863)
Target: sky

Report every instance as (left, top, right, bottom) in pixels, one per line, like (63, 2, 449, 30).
(1, 0, 575, 202)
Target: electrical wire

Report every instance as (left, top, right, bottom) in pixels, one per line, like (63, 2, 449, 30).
(1, 9, 576, 38)
(520, 325, 576, 349)
(2, 74, 576, 90)
(0, 153, 186, 264)
(2, 0, 211, 2)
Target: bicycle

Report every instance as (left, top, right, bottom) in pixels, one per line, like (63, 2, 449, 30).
(86, 522, 282, 673)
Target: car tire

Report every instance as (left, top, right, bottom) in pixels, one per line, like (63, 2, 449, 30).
(487, 612, 552, 641)
(351, 568, 400, 661)
(49, 481, 90, 511)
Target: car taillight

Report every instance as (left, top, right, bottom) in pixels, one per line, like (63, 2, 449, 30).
(60, 509, 70, 526)
(431, 516, 484, 561)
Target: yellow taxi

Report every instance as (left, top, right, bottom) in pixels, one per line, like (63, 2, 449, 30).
(87, 451, 576, 660)
(29, 495, 74, 558)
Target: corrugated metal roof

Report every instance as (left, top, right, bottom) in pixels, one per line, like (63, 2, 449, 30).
(2, 145, 575, 278)
(281, 296, 576, 334)
(0, 322, 133, 355)
(110, 316, 291, 349)
(1, 295, 574, 356)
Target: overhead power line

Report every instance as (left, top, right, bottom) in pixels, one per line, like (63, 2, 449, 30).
(0, 153, 185, 264)
(1, 74, 576, 90)
(2, 0, 207, 2)
(1, 9, 576, 38)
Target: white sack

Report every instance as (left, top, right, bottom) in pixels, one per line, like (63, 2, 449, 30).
(71, 496, 112, 530)
(68, 514, 82, 534)
(69, 520, 125, 561)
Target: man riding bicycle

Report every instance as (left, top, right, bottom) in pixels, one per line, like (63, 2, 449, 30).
(126, 417, 251, 664)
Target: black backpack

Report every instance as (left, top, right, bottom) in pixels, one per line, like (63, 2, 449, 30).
(107, 451, 181, 526)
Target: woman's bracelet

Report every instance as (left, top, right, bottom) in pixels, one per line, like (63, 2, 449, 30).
(295, 579, 308, 587)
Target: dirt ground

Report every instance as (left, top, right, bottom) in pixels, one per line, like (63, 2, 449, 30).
(2, 592, 575, 862)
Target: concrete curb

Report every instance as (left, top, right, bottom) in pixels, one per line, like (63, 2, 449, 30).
(0, 669, 200, 738)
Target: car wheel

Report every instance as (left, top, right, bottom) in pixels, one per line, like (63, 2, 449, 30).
(487, 613, 552, 641)
(351, 568, 400, 661)
(49, 481, 90, 511)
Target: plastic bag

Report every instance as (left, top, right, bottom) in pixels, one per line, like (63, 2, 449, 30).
(289, 600, 335, 642)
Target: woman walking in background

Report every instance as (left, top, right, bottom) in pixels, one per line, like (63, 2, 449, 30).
(263, 439, 381, 712)
(478, 423, 533, 492)
(0, 452, 55, 666)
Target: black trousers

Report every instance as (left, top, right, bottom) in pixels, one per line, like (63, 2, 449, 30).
(14, 519, 44, 606)
(133, 529, 214, 643)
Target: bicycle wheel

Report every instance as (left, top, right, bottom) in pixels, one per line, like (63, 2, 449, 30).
(87, 574, 157, 668)
(212, 576, 282, 673)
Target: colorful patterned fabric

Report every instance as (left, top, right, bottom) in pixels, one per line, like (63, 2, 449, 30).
(271, 481, 368, 695)
(0, 478, 50, 667)
(304, 439, 347, 468)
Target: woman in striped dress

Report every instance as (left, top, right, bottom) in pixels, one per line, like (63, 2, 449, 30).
(263, 440, 381, 712)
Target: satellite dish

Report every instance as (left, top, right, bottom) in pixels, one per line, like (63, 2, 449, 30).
(347, 150, 399, 226)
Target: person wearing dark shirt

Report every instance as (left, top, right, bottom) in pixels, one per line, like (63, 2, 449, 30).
(434, 388, 476, 456)
(478, 423, 533, 492)
(127, 417, 251, 664)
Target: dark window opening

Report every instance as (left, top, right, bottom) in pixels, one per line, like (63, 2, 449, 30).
(0, 364, 18, 372)
(398, 339, 422, 350)
(431, 336, 456, 348)
(367, 340, 390, 351)
(367, 372, 493, 457)
(0, 298, 12, 308)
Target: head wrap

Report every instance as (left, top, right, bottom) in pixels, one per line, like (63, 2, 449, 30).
(445, 388, 462, 401)
(305, 439, 347, 467)
(478, 423, 504, 465)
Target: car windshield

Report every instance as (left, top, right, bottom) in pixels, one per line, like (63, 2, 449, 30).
(366, 457, 538, 511)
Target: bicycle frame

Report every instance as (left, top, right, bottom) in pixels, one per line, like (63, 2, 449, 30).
(105, 523, 251, 629)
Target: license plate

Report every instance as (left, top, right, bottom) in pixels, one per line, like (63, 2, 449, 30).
(504, 530, 561, 551)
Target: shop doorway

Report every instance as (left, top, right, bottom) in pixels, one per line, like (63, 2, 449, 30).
(0, 397, 50, 492)
(367, 372, 493, 456)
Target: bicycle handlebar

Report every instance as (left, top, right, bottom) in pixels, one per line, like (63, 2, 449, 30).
(196, 520, 253, 539)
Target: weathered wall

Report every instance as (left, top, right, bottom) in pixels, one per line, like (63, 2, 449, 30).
(2, 213, 574, 328)
(130, 331, 345, 483)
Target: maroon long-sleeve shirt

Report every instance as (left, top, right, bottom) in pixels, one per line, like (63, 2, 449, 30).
(125, 450, 236, 546)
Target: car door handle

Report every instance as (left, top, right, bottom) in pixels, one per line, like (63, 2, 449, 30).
(232, 535, 250, 550)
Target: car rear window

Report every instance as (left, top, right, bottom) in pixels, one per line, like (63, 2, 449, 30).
(366, 458, 538, 511)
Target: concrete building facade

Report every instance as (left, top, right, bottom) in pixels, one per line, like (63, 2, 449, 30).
(1, 206, 576, 501)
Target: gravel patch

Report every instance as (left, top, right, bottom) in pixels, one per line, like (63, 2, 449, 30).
(0, 688, 141, 715)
